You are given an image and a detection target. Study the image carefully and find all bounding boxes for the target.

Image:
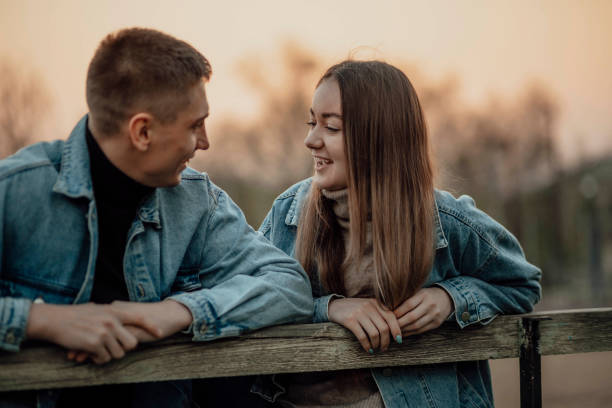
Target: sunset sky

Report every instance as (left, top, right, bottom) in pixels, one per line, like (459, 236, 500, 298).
(1, 0, 611, 165)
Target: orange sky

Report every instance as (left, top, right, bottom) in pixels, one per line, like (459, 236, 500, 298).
(1, 0, 611, 165)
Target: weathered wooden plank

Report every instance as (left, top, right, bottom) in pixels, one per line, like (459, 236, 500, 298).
(0, 315, 522, 391)
(534, 308, 612, 356)
(2, 309, 610, 392)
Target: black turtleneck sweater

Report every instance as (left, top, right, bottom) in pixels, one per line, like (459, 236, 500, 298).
(85, 125, 154, 303)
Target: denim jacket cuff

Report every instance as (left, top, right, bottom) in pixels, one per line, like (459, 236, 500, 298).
(0, 297, 32, 352)
(167, 292, 220, 340)
(313, 294, 344, 323)
(435, 278, 484, 328)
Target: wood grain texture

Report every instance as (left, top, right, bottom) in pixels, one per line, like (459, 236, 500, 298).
(532, 308, 612, 355)
(1, 309, 610, 392)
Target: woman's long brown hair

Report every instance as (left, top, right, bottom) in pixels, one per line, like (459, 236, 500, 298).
(296, 60, 435, 309)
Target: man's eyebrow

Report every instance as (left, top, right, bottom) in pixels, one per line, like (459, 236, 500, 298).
(309, 108, 342, 119)
(191, 114, 208, 126)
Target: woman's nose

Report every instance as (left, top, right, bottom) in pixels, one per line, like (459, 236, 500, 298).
(304, 130, 323, 149)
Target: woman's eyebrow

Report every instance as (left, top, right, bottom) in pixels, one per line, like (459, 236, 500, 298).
(310, 108, 342, 119)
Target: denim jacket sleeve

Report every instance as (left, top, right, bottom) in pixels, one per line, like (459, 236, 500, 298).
(0, 298, 31, 352)
(434, 194, 542, 328)
(259, 194, 340, 324)
(169, 184, 313, 341)
(0, 168, 33, 351)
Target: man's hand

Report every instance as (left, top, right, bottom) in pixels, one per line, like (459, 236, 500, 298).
(393, 287, 453, 336)
(328, 298, 402, 353)
(66, 300, 194, 363)
(26, 303, 163, 364)
(109, 299, 193, 341)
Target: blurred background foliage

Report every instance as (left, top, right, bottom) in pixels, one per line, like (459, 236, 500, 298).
(195, 44, 612, 310)
(2, 44, 610, 310)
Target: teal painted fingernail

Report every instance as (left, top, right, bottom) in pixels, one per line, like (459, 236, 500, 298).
(396, 335, 403, 344)
(368, 348, 374, 354)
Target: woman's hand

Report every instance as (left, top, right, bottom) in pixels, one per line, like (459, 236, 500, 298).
(328, 297, 402, 353)
(393, 287, 453, 336)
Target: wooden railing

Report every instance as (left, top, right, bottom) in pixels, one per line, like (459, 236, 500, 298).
(1, 308, 611, 408)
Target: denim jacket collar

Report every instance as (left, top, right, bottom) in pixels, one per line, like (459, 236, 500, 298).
(52, 115, 161, 228)
(284, 179, 448, 250)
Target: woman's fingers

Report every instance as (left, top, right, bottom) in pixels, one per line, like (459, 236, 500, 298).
(397, 301, 429, 329)
(379, 309, 402, 344)
(401, 312, 434, 335)
(343, 320, 372, 352)
(393, 290, 424, 318)
(367, 310, 393, 351)
(402, 320, 439, 336)
(357, 315, 382, 351)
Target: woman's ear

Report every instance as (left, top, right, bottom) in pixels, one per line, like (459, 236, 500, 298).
(128, 113, 154, 152)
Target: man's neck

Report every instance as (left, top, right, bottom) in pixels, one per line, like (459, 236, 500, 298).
(87, 121, 148, 186)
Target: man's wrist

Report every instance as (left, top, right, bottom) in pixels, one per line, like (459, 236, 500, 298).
(25, 303, 51, 341)
(164, 299, 194, 330)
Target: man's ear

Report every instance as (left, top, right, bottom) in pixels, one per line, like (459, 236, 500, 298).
(128, 113, 154, 152)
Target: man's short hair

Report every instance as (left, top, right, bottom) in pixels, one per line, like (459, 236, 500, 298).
(86, 27, 211, 136)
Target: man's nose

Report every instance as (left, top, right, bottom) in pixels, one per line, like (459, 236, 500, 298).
(197, 128, 210, 150)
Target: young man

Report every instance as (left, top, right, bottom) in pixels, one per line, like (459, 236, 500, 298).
(0, 28, 312, 407)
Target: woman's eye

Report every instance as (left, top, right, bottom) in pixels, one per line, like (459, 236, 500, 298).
(326, 126, 340, 132)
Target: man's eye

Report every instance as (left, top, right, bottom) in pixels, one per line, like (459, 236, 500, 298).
(306, 121, 316, 127)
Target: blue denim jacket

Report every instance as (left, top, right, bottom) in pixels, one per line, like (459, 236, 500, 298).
(0, 116, 314, 355)
(256, 178, 541, 408)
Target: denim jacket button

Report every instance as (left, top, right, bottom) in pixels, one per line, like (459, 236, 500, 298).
(461, 311, 471, 322)
(382, 368, 393, 377)
(5, 330, 16, 344)
(137, 284, 146, 298)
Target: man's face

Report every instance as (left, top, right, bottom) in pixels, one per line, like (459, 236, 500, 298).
(143, 79, 210, 187)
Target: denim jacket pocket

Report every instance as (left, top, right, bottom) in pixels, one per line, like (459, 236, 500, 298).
(171, 268, 203, 293)
(457, 371, 492, 408)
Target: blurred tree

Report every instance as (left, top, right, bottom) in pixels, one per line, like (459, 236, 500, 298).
(192, 43, 612, 308)
(0, 61, 51, 158)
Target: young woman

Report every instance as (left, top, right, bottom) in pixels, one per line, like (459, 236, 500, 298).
(255, 60, 541, 408)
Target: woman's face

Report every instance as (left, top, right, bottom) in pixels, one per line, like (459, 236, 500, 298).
(304, 78, 348, 191)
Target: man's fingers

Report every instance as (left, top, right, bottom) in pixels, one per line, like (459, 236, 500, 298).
(90, 341, 112, 365)
(113, 323, 139, 351)
(75, 351, 90, 363)
(101, 331, 125, 360)
(126, 325, 159, 342)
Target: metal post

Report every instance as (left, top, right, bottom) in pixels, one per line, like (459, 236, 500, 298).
(520, 318, 542, 408)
